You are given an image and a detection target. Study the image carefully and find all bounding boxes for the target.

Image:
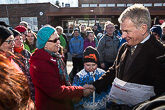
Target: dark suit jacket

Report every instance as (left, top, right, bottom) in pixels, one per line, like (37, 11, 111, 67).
(133, 93, 165, 110)
(93, 35, 165, 97)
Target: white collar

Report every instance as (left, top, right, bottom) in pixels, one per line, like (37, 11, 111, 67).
(140, 34, 150, 43)
(133, 34, 150, 48)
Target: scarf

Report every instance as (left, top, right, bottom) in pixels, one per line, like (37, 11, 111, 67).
(45, 49, 71, 86)
(14, 45, 23, 53)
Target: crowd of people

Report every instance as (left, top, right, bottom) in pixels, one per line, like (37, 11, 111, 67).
(0, 3, 165, 110)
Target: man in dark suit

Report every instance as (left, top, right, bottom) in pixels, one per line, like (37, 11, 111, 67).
(84, 4, 165, 109)
(133, 54, 165, 110)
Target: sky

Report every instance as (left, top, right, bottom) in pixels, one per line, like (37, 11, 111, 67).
(0, 0, 78, 7)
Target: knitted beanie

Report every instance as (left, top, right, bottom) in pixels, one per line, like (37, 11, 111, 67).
(150, 25, 162, 38)
(36, 25, 55, 49)
(0, 25, 13, 46)
(83, 46, 99, 64)
(0, 21, 10, 27)
(14, 25, 26, 33)
(73, 28, 80, 33)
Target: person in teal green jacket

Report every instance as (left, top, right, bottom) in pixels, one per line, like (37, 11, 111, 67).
(24, 29, 37, 53)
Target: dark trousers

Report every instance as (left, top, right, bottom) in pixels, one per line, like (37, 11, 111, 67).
(72, 57, 83, 78)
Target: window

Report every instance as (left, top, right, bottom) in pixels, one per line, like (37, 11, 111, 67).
(62, 20, 75, 36)
(78, 19, 88, 27)
(154, 3, 162, 6)
(143, 3, 152, 7)
(0, 18, 9, 25)
(90, 4, 97, 7)
(99, 4, 107, 7)
(99, 19, 110, 30)
(82, 4, 89, 7)
(21, 17, 38, 31)
(117, 4, 126, 7)
(107, 4, 115, 7)
(78, 19, 99, 27)
(127, 4, 133, 7)
(163, 3, 165, 6)
(65, 4, 70, 7)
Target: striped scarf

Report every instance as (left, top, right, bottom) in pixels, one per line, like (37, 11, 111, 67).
(45, 49, 71, 86)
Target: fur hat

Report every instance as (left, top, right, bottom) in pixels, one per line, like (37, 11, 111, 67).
(36, 25, 55, 49)
(0, 25, 13, 46)
(83, 46, 99, 64)
(150, 25, 162, 38)
(14, 25, 27, 33)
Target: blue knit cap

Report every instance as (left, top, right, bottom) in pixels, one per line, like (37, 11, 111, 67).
(150, 25, 162, 38)
(36, 25, 55, 49)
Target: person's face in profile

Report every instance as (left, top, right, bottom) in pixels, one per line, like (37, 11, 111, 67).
(0, 35, 15, 52)
(120, 18, 146, 46)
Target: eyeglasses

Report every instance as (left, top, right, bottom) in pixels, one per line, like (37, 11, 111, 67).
(4, 40, 14, 44)
(106, 27, 114, 29)
(48, 37, 60, 43)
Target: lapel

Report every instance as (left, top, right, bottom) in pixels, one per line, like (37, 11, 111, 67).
(118, 47, 129, 79)
(116, 44, 129, 79)
(122, 35, 155, 81)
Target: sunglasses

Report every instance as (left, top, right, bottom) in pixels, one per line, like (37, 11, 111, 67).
(48, 37, 60, 43)
(4, 40, 14, 44)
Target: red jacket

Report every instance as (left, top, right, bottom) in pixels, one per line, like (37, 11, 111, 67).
(30, 49, 83, 110)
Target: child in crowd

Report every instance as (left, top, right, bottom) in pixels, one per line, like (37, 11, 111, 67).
(72, 46, 110, 110)
(84, 31, 96, 50)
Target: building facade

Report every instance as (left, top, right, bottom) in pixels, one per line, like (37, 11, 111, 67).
(0, 1, 165, 36)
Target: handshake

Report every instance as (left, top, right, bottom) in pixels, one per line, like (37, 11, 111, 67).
(83, 84, 95, 97)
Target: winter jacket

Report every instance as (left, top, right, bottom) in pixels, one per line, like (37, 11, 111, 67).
(24, 43, 36, 53)
(30, 49, 83, 110)
(97, 34, 120, 63)
(14, 49, 35, 102)
(69, 35, 84, 58)
(72, 68, 110, 110)
(83, 38, 96, 50)
(93, 35, 165, 98)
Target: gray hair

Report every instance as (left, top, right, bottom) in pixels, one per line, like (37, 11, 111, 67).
(118, 4, 151, 32)
(104, 21, 114, 30)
